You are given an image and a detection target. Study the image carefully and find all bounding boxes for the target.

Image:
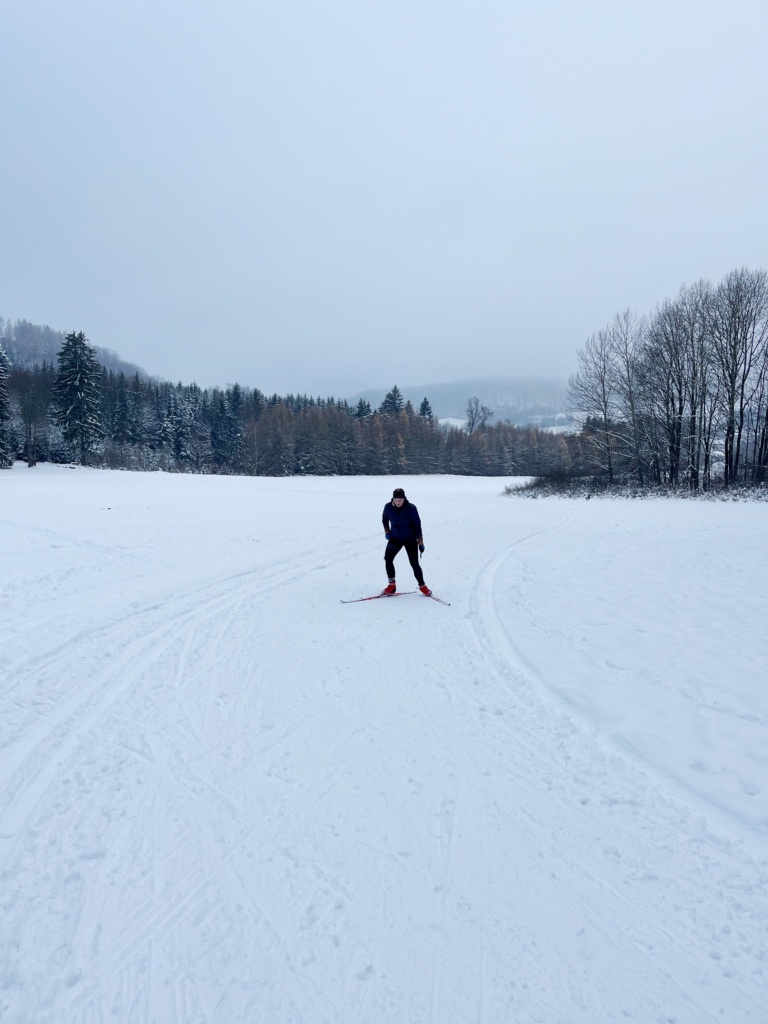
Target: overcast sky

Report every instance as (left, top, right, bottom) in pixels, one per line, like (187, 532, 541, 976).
(3, 0, 767, 396)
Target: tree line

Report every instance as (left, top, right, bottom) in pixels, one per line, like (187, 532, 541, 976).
(0, 330, 567, 476)
(567, 267, 768, 490)
(5, 267, 765, 488)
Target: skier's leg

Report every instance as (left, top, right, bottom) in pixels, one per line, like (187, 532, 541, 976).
(404, 540, 425, 586)
(384, 539, 403, 581)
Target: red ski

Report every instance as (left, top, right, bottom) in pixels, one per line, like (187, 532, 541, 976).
(341, 590, 449, 606)
(340, 590, 417, 604)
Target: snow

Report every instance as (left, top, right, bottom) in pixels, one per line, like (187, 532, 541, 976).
(1, 464, 766, 1024)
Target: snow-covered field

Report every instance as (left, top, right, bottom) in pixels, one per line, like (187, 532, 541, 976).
(1, 465, 766, 1024)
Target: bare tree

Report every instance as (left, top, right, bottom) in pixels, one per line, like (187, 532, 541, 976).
(465, 396, 493, 434)
(567, 331, 619, 482)
(608, 309, 647, 485)
(674, 281, 716, 490)
(709, 268, 768, 485)
(10, 366, 53, 467)
(643, 298, 690, 486)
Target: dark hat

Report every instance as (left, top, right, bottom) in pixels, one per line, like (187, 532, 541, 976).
(392, 487, 406, 498)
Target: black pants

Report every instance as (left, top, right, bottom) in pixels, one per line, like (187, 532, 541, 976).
(384, 539, 424, 586)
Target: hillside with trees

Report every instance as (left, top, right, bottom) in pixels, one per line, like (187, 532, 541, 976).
(3, 266, 766, 490)
(350, 377, 569, 428)
(0, 325, 566, 477)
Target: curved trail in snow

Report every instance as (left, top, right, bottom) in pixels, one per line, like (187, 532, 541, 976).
(1, 471, 766, 1024)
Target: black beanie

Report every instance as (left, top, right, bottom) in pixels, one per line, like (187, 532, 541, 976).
(392, 487, 406, 498)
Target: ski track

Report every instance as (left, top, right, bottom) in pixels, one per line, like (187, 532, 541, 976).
(1, 471, 766, 1023)
(463, 512, 767, 1021)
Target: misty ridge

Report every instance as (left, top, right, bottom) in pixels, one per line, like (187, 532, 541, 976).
(350, 379, 569, 429)
(2, 264, 768, 492)
(0, 316, 573, 479)
(1, 317, 568, 428)
(1, 318, 147, 380)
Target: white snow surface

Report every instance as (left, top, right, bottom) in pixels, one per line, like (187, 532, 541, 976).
(1, 465, 766, 1024)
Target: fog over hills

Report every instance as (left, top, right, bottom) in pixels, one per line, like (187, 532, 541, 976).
(350, 377, 570, 427)
(1, 318, 149, 380)
(3, 318, 571, 428)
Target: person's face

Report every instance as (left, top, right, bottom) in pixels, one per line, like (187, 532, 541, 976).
(393, 496, 405, 507)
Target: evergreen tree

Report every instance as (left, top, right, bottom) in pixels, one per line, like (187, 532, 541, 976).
(244, 387, 266, 422)
(354, 398, 372, 419)
(113, 374, 131, 446)
(379, 385, 404, 415)
(0, 344, 12, 467)
(418, 397, 434, 422)
(128, 374, 150, 448)
(210, 391, 232, 469)
(228, 382, 244, 421)
(157, 401, 176, 467)
(169, 389, 195, 467)
(53, 331, 103, 465)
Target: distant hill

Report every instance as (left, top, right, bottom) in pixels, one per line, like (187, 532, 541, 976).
(1, 318, 571, 428)
(349, 377, 571, 428)
(0, 317, 150, 379)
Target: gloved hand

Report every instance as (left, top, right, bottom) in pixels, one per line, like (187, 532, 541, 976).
(385, 531, 391, 540)
(419, 543, 425, 554)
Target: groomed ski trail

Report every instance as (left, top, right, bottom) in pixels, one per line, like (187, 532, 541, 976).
(1, 470, 766, 1024)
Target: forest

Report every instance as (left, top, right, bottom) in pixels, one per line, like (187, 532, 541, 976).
(1, 265, 767, 489)
(567, 267, 768, 490)
(0, 327, 571, 478)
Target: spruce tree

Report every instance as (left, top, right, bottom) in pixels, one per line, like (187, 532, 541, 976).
(54, 331, 103, 464)
(169, 390, 194, 467)
(0, 344, 12, 467)
(113, 374, 131, 445)
(227, 382, 244, 420)
(210, 391, 232, 469)
(379, 385, 404, 415)
(226, 386, 244, 470)
(418, 397, 434, 422)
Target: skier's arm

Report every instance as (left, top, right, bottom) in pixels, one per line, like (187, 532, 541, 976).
(382, 505, 391, 535)
(412, 506, 423, 542)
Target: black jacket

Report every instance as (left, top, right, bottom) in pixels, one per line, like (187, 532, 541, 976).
(382, 500, 423, 542)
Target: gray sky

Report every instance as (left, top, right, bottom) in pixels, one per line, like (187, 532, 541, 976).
(3, 0, 767, 396)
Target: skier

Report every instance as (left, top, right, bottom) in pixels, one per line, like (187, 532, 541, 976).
(381, 487, 432, 596)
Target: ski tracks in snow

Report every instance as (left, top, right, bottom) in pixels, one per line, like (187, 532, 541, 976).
(461, 507, 767, 1023)
(1, 540, 372, 1024)
(3, 476, 767, 1024)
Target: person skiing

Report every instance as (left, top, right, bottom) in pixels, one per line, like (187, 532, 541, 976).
(381, 487, 432, 596)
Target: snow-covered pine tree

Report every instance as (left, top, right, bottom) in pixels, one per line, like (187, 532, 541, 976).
(228, 382, 243, 420)
(113, 374, 131, 446)
(379, 385, 404, 415)
(169, 388, 195, 468)
(0, 343, 12, 467)
(54, 331, 103, 465)
(209, 390, 231, 470)
(226, 384, 245, 471)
